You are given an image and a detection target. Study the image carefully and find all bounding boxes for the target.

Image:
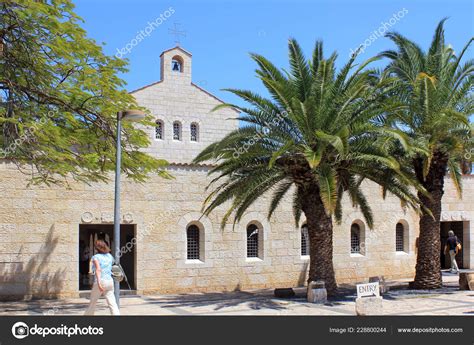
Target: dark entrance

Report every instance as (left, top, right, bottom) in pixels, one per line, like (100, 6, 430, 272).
(79, 224, 136, 291)
(440, 221, 463, 269)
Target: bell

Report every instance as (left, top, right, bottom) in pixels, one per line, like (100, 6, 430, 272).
(172, 61, 180, 71)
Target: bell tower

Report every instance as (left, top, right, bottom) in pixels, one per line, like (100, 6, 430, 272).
(160, 46, 192, 84)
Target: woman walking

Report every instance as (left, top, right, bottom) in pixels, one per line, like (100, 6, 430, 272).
(84, 239, 120, 315)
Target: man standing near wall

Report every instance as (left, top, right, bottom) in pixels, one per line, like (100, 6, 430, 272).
(445, 230, 461, 274)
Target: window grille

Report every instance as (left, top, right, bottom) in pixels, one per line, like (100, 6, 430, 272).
(173, 122, 181, 140)
(190, 123, 198, 142)
(155, 121, 163, 139)
(396, 223, 405, 252)
(187, 225, 200, 260)
(301, 225, 309, 256)
(351, 224, 361, 254)
(247, 224, 259, 258)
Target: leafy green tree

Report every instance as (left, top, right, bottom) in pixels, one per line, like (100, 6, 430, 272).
(194, 39, 422, 295)
(380, 19, 473, 288)
(0, 0, 169, 184)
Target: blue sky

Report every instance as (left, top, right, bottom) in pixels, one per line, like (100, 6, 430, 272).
(74, 0, 473, 105)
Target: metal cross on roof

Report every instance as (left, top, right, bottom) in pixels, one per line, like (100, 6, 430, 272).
(168, 22, 186, 46)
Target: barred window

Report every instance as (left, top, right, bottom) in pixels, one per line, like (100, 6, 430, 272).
(301, 225, 309, 256)
(351, 224, 361, 254)
(396, 223, 405, 252)
(190, 123, 199, 142)
(187, 225, 200, 260)
(247, 224, 259, 258)
(155, 120, 163, 140)
(173, 121, 181, 140)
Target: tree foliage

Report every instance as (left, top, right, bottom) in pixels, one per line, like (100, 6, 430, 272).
(194, 39, 423, 230)
(379, 19, 473, 289)
(380, 18, 473, 193)
(0, 0, 170, 185)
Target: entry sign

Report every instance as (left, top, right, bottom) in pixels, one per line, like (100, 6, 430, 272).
(356, 282, 380, 298)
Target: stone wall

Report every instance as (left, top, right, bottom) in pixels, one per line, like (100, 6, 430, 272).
(1, 45, 472, 300)
(130, 47, 240, 164)
(2, 161, 471, 300)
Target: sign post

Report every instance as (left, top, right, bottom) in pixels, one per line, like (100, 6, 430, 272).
(355, 282, 383, 315)
(356, 282, 380, 298)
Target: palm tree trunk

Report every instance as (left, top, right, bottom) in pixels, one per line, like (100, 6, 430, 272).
(413, 151, 448, 289)
(300, 183, 337, 295)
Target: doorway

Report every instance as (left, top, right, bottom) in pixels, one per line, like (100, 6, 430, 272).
(440, 221, 463, 269)
(79, 224, 136, 291)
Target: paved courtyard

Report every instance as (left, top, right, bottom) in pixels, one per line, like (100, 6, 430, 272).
(1, 272, 473, 316)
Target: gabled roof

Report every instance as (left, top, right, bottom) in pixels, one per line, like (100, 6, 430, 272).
(191, 83, 239, 114)
(129, 80, 162, 94)
(129, 81, 239, 114)
(159, 46, 192, 57)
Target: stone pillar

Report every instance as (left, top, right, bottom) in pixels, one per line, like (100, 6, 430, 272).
(355, 296, 383, 315)
(459, 272, 474, 290)
(307, 281, 327, 304)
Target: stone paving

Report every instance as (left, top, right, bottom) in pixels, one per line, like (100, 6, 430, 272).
(1, 272, 473, 316)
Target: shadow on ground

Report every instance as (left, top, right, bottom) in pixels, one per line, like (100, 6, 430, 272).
(140, 283, 360, 312)
(141, 291, 288, 311)
(0, 300, 87, 315)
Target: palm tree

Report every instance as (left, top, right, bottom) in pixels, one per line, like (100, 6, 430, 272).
(193, 39, 422, 295)
(380, 19, 473, 289)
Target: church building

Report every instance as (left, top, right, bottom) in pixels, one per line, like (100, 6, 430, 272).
(0, 46, 472, 299)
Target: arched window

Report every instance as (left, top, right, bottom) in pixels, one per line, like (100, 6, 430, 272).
(171, 55, 184, 72)
(396, 223, 405, 252)
(247, 224, 260, 258)
(155, 120, 163, 140)
(301, 224, 309, 256)
(190, 123, 199, 142)
(173, 121, 181, 141)
(186, 224, 200, 260)
(351, 223, 361, 254)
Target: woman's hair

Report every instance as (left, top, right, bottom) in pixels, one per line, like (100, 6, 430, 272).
(448, 230, 455, 237)
(95, 239, 111, 254)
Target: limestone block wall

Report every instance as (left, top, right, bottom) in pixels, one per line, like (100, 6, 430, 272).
(131, 47, 239, 164)
(3, 162, 471, 300)
(1, 46, 471, 300)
